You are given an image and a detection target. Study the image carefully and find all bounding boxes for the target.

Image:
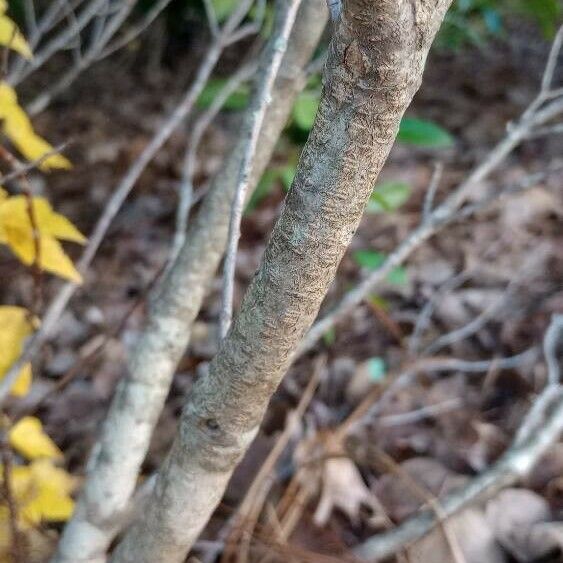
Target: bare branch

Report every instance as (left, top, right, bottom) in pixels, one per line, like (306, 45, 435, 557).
(51, 3, 328, 561)
(98, 0, 175, 60)
(170, 61, 258, 267)
(109, 3, 453, 561)
(354, 315, 563, 562)
(8, 0, 108, 86)
(219, 0, 303, 339)
(0, 142, 70, 184)
(422, 162, 443, 221)
(0, 0, 243, 409)
(541, 25, 563, 94)
(297, 43, 563, 357)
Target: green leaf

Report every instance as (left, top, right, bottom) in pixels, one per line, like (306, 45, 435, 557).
(292, 92, 319, 132)
(196, 79, 250, 110)
(353, 250, 386, 270)
(367, 181, 412, 213)
(365, 357, 386, 382)
(386, 266, 408, 286)
(210, 0, 238, 22)
(398, 117, 454, 148)
(518, 0, 561, 37)
(353, 250, 408, 286)
(279, 164, 296, 191)
(323, 327, 336, 347)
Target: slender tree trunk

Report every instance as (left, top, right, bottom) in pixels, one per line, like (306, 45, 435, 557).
(52, 3, 327, 562)
(111, 2, 453, 562)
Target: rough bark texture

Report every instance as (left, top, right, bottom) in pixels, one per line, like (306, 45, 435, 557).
(52, 3, 327, 562)
(111, 1, 453, 562)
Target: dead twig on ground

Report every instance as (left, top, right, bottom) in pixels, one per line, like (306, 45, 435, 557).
(354, 314, 563, 562)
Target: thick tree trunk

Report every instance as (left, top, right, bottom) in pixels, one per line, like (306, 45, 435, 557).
(52, 3, 327, 562)
(111, 1, 453, 562)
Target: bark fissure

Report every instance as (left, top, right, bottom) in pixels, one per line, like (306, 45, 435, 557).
(111, 1, 452, 562)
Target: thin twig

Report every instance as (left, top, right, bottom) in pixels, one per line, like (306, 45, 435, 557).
(169, 60, 258, 267)
(98, 0, 174, 59)
(371, 448, 467, 563)
(0, 0, 261, 406)
(338, 348, 539, 438)
(219, 0, 303, 339)
(0, 142, 70, 185)
(422, 162, 443, 221)
(227, 357, 325, 563)
(354, 315, 563, 562)
(408, 269, 473, 355)
(8, 0, 108, 85)
(376, 397, 463, 427)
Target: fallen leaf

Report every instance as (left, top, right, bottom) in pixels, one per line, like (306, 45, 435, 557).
(486, 488, 551, 562)
(314, 456, 386, 528)
(408, 508, 506, 563)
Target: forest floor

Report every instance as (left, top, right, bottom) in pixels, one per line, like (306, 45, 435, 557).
(2, 21, 563, 563)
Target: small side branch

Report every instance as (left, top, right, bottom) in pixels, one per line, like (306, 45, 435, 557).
(219, 0, 304, 339)
(354, 315, 563, 562)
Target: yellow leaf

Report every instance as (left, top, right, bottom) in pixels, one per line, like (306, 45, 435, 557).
(0, 83, 70, 169)
(9, 417, 63, 461)
(29, 459, 76, 495)
(0, 195, 84, 281)
(0, 196, 86, 243)
(0, 306, 35, 397)
(3, 460, 76, 525)
(20, 460, 76, 523)
(3, 226, 83, 283)
(0, 16, 32, 59)
(10, 362, 31, 397)
(0, 188, 7, 200)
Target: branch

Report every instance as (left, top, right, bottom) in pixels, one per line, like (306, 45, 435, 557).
(8, 0, 109, 86)
(110, 3, 453, 561)
(354, 314, 563, 562)
(27, 0, 139, 114)
(219, 0, 302, 338)
(0, 0, 263, 410)
(169, 61, 259, 268)
(297, 53, 563, 356)
(51, 3, 328, 562)
(97, 0, 175, 60)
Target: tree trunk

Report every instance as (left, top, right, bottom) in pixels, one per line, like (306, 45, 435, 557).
(111, 1, 453, 562)
(52, 3, 327, 562)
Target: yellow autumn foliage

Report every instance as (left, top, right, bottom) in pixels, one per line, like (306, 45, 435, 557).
(9, 417, 63, 461)
(0, 0, 32, 59)
(0, 194, 85, 282)
(9, 460, 76, 524)
(0, 459, 76, 561)
(0, 83, 71, 170)
(0, 306, 36, 397)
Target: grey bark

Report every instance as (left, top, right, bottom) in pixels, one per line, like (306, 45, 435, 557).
(111, 1, 453, 562)
(52, 2, 328, 562)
